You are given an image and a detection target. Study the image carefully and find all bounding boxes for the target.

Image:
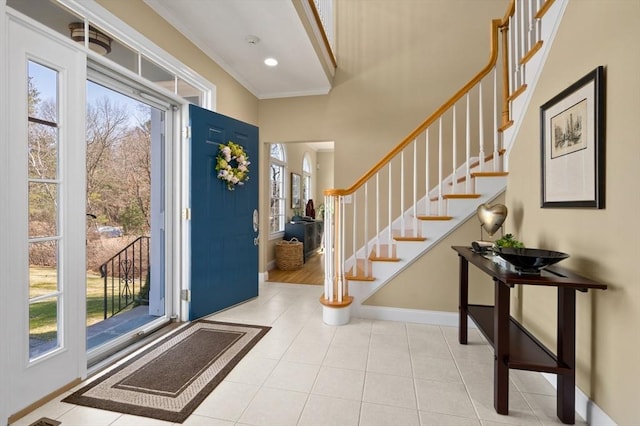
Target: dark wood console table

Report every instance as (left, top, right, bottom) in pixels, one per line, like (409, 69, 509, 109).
(452, 246, 607, 424)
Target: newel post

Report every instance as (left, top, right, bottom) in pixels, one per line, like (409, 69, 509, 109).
(320, 191, 352, 325)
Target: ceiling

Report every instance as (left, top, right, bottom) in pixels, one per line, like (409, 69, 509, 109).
(144, 0, 332, 100)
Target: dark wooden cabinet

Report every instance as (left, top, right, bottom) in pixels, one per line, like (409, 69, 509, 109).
(284, 221, 323, 262)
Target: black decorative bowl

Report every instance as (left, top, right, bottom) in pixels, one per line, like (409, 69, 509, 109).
(495, 247, 569, 273)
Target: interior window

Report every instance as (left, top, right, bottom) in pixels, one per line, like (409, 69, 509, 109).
(270, 144, 286, 235)
(302, 153, 312, 213)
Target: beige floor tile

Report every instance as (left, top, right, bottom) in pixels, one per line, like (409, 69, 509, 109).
(411, 354, 463, 383)
(55, 405, 123, 426)
(263, 360, 321, 393)
(360, 402, 420, 426)
(414, 379, 477, 418)
(363, 372, 417, 409)
(179, 414, 235, 426)
(110, 414, 174, 425)
(522, 393, 587, 426)
(323, 341, 369, 370)
(419, 410, 482, 426)
(193, 381, 259, 422)
(298, 394, 360, 426)
(225, 355, 279, 386)
(237, 387, 308, 426)
(312, 365, 365, 401)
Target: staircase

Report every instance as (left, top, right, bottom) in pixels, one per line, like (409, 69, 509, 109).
(320, 0, 569, 325)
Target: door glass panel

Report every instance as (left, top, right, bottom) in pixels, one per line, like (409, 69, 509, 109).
(27, 60, 61, 360)
(28, 62, 58, 123)
(28, 121, 58, 180)
(29, 297, 60, 359)
(29, 182, 58, 238)
(29, 241, 59, 299)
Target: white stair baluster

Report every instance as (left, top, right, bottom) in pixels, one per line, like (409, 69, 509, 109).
(437, 118, 443, 216)
(465, 93, 471, 193)
(413, 139, 418, 235)
(452, 105, 457, 194)
(399, 154, 404, 237)
(425, 129, 430, 215)
(478, 81, 485, 172)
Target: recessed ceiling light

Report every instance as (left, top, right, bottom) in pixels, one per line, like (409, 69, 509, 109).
(264, 58, 278, 67)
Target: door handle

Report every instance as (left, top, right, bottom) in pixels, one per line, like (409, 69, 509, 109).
(253, 209, 259, 246)
(252, 209, 259, 232)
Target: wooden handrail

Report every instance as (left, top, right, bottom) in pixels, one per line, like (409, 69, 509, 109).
(501, 0, 516, 26)
(307, 0, 337, 69)
(535, 0, 556, 20)
(324, 18, 502, 197)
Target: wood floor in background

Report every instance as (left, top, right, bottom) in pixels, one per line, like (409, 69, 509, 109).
(267, 252, 324, 285)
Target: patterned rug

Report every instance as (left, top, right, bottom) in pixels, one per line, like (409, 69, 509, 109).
(63, 320, 270, 423)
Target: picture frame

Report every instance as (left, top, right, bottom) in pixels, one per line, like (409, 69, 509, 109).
(540, 66, 605, 208)
(291, 173, 301, 209)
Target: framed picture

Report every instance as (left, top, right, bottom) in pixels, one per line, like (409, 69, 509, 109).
(291, 173, 301, 209)
(540, 66, 605, 208)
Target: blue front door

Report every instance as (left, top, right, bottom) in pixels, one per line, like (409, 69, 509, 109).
(189, 104, 259, 320)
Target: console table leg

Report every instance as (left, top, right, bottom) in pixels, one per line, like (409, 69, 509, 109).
(459, 255, 468, 345)
(557, 287, 576, 424)
(494, 279, 510, 415)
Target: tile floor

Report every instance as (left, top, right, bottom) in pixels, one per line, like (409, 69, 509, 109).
(13, 282, 586, 426)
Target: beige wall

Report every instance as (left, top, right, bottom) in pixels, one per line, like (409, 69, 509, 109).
(316, 151, 334, 204)
(504, 1, 640, 424)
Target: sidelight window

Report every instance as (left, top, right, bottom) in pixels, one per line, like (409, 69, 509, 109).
(28, 60, 62, 360)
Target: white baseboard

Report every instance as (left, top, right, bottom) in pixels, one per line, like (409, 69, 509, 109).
(541, 373, 616, 425)
(354, 305, 476, 328)
(266, 259, 275, 271)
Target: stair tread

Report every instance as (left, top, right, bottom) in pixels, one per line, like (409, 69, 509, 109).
(430, 193, 482, 201)
(393, 229, 424, 240)
(416, 215, 453, 221)
(393, 235, 427, 242)
(346, 259, 375, 281)
(369, 244, 399, 261)
(452, 171, 509, 185)
(443, 193, 482, 199)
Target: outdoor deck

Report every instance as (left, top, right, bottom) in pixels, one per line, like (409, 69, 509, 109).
(87, 305, 157, 350)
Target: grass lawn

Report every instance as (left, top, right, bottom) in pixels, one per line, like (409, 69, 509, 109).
(29, 266, 134, 338)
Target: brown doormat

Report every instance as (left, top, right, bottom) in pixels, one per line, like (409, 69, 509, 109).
(63, 320, 270, 423)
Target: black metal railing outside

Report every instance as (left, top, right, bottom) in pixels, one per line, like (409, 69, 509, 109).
(99, 236, 150, 319)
